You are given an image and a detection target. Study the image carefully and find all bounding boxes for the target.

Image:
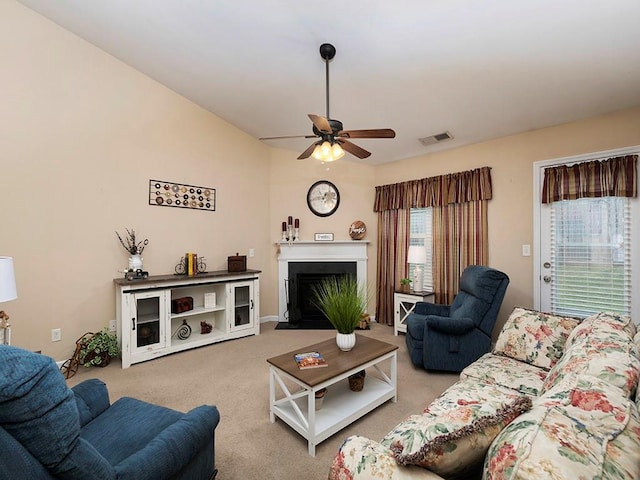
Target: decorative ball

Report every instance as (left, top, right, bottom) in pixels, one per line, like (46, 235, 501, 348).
(349, 220, 367, 240)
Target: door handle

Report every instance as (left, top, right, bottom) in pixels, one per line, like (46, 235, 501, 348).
(132, 318, 136, 330)
(543, 276, 552, 283)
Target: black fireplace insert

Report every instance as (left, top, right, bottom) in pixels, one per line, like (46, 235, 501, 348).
(287, 261, 357, 328)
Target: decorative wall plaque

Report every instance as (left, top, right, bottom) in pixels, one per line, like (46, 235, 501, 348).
(149, 180, 216, 211)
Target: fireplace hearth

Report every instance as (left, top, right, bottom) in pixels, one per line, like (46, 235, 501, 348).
(287, 261, 357, 328)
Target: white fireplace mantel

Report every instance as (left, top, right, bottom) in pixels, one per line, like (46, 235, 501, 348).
(277, 241, 368, 323)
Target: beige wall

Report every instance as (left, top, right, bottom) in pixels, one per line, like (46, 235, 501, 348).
(375, 107, 640, 334)
(1, 2, 271, 359)
(3, 1, 640, 360)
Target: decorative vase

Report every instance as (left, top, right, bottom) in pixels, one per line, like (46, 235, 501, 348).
(336, 332, 356, 352)
(128, 254, 143, 271)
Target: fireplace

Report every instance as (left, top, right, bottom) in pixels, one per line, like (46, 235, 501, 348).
(288, 261, 357, 327)
(277, 241, 368, 327)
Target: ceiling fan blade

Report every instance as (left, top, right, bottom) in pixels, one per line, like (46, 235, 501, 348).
(297, 142, 318, 160)
(337, 139, 371, 159)
(308, 114, 332, 134)
(338, 128, 396, 139)
(259, 134, 316, 140)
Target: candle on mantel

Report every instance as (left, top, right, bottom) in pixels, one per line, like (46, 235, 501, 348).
(282, 221, 286, 232)
(288, 216, 293, 225)
(294, 218, 299, 228)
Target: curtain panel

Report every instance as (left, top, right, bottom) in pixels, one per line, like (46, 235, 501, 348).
(374, 166, 492, 211)
(374, 167, 492, 325)
(433, 200, 488, 304)
(375, 209, 409, 325)
(541, 154, 637, 204)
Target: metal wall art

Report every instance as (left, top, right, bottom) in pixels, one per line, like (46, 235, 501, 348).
(149, 180, 216, 211)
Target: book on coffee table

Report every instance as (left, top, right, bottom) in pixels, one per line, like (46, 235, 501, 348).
(294, 351, 328, 369)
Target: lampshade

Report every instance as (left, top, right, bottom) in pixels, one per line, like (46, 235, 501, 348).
(0, 257, 18, 302)
(407, 246, 427, 265)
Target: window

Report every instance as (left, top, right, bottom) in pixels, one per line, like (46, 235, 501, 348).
(534, 146, 639, 320)
(409, 208, 433, 291)
(550, 196, 631, 317)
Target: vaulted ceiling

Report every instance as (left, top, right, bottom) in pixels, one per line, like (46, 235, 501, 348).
(17, 0, 640, 164)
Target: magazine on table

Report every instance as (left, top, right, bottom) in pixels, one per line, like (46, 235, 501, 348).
(294, 351, 328, 369)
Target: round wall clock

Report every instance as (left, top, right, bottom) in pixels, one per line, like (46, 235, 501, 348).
(307, 180, 340, 217)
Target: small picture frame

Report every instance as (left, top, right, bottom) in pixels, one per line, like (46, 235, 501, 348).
(314, 233, 334, 241)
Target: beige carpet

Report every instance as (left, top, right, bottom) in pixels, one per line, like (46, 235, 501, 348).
(66, 322, 458, 480)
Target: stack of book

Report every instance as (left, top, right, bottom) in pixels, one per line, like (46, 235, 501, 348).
(184, 253, 199, 276)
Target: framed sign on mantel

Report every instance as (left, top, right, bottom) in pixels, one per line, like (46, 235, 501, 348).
(314, 233, 334, 241)
(148, 179, 216, 211)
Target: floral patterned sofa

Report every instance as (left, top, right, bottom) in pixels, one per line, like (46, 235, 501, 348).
(328, 309, 640, 480)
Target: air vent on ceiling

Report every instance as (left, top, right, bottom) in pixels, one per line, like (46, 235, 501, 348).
(419, 131, 453, 147)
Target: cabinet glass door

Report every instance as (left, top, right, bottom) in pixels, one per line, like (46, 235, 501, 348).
(229, 282, 254, 332)
(130, 290, 166, 352)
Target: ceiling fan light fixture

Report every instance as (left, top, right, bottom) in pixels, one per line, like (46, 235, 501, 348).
(331, 142, 345, 160)
(311, 140, 344, 162)
(312, 145, 323, 160)
(320, 141, 332, 157)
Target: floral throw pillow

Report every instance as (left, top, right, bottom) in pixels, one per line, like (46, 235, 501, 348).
(493, 307, 580, 370)
(485, 375, 640, 480)
(382, 396, 531, 478)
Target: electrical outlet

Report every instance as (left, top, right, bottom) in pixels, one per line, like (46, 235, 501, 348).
(51, 328, 61, 342)
(249, 248, 255, 258)
(109, 320, 117, 332)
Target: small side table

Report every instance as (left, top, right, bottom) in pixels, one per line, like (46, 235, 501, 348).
(394, 291, 434, 336)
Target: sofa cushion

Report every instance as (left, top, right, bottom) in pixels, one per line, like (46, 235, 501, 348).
(0, 346, 115, 480)
(542, 342, 640, 398)
(543, 311, 640, 398)
(381, 380, 531, 478)
(460, 353, 547, 397)
(493, 307, 580, 370)
(566, 311, 637, 347)
(485, 375, 640, 480)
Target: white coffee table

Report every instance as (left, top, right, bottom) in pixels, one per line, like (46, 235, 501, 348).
(267, 334, 398, 456)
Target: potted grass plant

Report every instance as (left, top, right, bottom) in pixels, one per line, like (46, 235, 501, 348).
(313, 275, 367, 351)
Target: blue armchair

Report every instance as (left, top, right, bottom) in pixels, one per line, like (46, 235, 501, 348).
(405, 265, 509, 372)
(0, 345, 220, 480)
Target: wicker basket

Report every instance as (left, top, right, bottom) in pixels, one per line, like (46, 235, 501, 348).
(348, 370, 366, 392)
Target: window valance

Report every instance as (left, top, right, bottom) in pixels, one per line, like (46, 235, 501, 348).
(374, 166, 492, 212)
(541, 154, 637, 204)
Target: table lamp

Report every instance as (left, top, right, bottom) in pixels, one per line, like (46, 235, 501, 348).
(407, 246, 427, 293)
(0, 257, 18, 345)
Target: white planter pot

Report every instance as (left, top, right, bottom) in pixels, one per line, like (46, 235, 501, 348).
(336, 332, 356, 352)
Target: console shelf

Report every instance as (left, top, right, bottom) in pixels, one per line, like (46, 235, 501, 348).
(115, 270, 260, 368)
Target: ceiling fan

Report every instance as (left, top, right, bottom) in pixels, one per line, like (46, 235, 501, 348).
(259, 43, 395, 161)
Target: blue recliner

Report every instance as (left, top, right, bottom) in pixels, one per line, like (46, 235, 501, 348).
(405, 265, 509, 372)
(0, 345, 220, 480)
